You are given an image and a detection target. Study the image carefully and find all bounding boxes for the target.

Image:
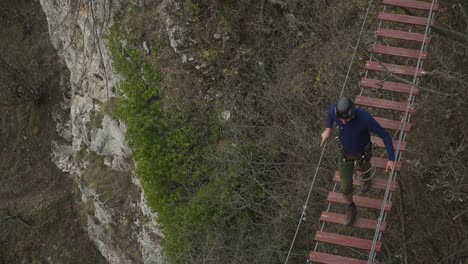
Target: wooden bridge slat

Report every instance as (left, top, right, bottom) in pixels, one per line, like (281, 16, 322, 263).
(371, 135, 407, 151)
(327, 192, 393, 211)
(355, 95, 415, 113)
(309, 251, 369, 264)
(371, 157, 402, 171)
(333, 172, 398, 192)
(320, 211, 387, 232)
(376, 28, 432, 42)
(372, 44, 427, 59)
(314, 231, 382, 251)
(374, 117, 412, 132)
(383, 0, 439, 11)
(365, 61, 424, 76)
(378, 12, 435, 26)
(360, 78, 419, 95)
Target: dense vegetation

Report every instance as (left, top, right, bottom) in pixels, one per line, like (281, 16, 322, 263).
(109, 8, 289, 263)
(110, 1, 467, 263)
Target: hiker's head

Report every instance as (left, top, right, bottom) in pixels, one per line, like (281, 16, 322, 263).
(336, 96, 355, 123)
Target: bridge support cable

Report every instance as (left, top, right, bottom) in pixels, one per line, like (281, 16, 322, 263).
(367, 1, 439, 263)
(315, 0, 376, 253)
(340, 0, 375, 98)
(361, 5, 388, 97)
(283, 143, 327, 264)
(283, 1, 375, 263)
(313, 183, 337, 252)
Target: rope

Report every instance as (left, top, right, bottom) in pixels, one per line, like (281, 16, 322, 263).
(340, 0, 375, 98)
(284, 1, 374, 262)
(361, 4, 388, 94)
(354, 165, 377, 182)
(367, 1, 438, 263)
(283, 142, 327, 264)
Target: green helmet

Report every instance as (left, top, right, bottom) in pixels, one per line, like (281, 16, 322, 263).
(336, 96, 355, 119)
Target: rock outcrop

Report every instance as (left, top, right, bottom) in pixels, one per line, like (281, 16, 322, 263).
(39, 0, 164, 263)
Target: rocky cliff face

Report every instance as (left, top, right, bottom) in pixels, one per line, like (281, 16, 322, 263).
(39, 0, 164, 263)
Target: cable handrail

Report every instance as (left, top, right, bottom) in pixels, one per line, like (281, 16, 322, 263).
(367, 1, 439, 262)
(283, 143, 327, 264)
(284, 1, 375, 263)
(340, 0, 375, 99)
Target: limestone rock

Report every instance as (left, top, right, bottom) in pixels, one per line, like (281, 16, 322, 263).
(51, 141, 74, 172)
(39, 0, 165, 263)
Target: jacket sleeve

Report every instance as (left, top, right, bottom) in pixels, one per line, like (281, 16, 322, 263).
(367, 115, 396, 161)
(325, 104, 335, 128)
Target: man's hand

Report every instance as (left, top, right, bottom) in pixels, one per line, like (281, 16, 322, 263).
(386, 160, 395, 172)
(321, 128, 332, 146)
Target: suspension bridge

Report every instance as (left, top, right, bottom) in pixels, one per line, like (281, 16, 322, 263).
(285, 0, 439, 263)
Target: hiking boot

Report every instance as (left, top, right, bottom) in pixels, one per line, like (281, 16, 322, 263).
(360, 179, 371, 195)
(344, 203, 357, 226)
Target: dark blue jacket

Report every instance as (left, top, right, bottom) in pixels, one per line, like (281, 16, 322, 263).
(326, 104, 395, 161)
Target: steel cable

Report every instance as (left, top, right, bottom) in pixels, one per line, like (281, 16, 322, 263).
(284, 1, 374, 262)
(367, 1, 439, 263)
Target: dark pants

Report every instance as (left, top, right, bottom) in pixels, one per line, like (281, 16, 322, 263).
(338, 144, 372, 195)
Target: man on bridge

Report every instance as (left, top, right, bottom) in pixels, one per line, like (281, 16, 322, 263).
(320, 96, 396, 226)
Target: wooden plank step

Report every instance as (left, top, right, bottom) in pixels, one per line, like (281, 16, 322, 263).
(327, 192, 393, 211)
(320, 211, 387, 231)
(371, 157, 402, 171)
(333, 172, 398, 192)
(376, 28, 432, 42)
(372, 44, 427, 60)
(355, 95, 415, 113)
(310, 251, 368, 264)
(360, 78, 420, 95)
(365, 61, 424, 77)
(314, 231, 382, 251)
(383, 0, 439, 12)
(378, 12, 435, 26)
(375, 117, 412, 132)
(371, 135, 407, 151)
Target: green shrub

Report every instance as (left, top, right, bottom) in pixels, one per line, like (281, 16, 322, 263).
(108, 21, 232, 261)
(108, 6, 289, 263)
